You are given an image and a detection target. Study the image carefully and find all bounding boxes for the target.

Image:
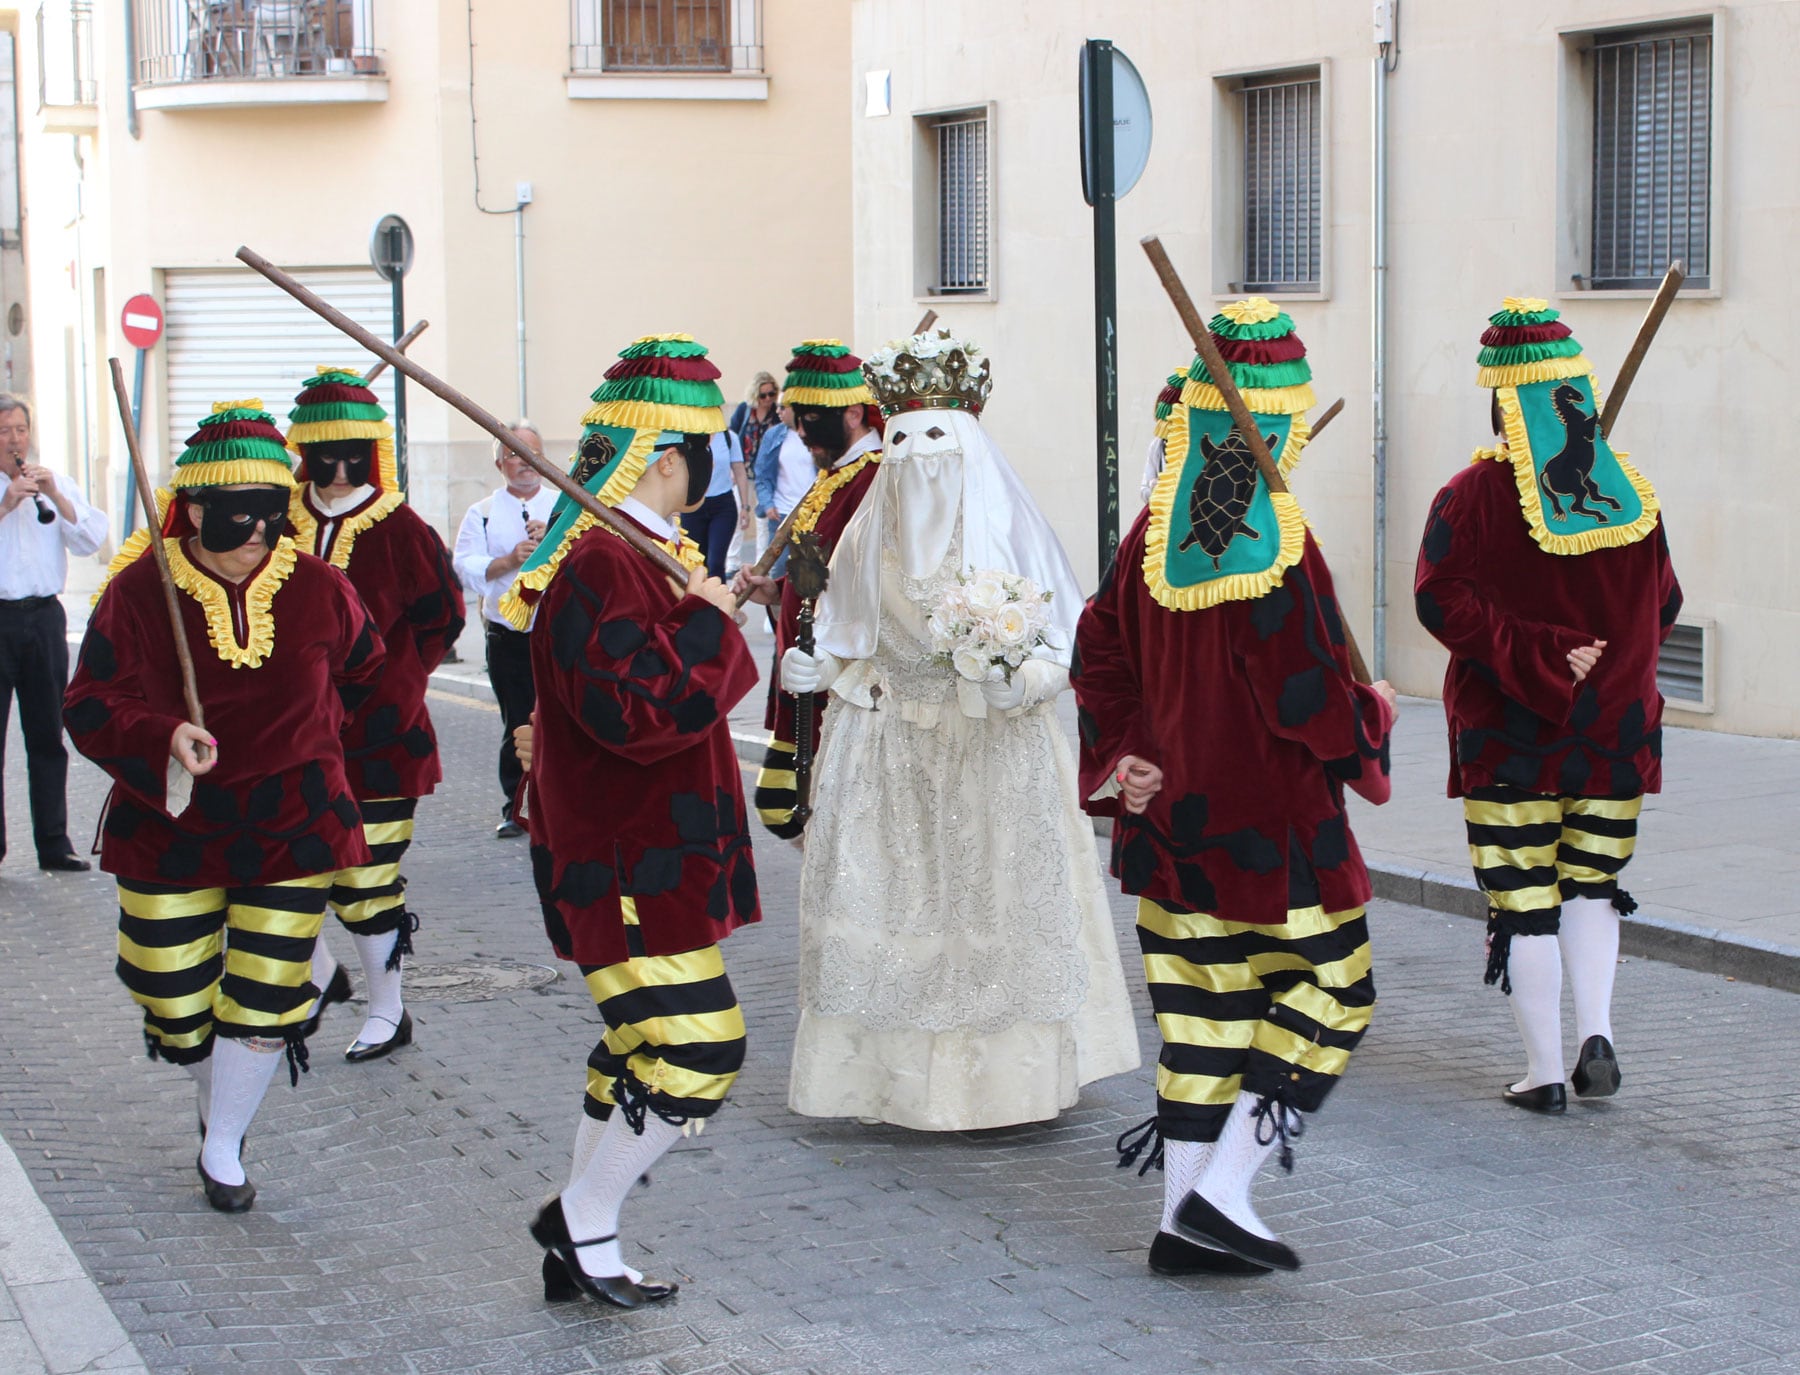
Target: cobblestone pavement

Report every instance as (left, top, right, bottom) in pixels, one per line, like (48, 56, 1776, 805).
(1, 691, 1797, 1375)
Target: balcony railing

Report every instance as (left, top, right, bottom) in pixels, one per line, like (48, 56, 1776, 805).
(570, 0, 762, 75)
(132, 0, 382, 86)
(36, 2, 97, 108)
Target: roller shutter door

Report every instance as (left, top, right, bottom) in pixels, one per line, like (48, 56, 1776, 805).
(162, 267, 399, 466)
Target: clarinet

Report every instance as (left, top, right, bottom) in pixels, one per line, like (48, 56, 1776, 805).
(34, 494, 54, 524)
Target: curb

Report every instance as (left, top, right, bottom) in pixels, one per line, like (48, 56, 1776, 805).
(727, 727, 1800, 996)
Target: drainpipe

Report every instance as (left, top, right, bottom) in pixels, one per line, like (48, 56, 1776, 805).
(123, 0, 139, 138)
(513, 198, 527, 416)
(1371, 5, 1398, 680)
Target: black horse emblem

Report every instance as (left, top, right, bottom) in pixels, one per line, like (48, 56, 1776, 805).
(1538, 383, 1623, 524)
(572, 430, 618, 487)
(1178, 428, 1277, 569)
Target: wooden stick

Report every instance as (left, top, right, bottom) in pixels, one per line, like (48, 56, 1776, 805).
(913, 309, 938, 334)
(1309, 396, 1345, 440)
(108, 357, 207, 741)
(1140, 236, 1372, 684)
(1599, 259, 1684, 438)
(364, 319, 429, 383)
(234, 247, 689, 583)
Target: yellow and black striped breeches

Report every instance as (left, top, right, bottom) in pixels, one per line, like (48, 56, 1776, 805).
(579, 921, 746, 1130)
(1464, 786, 1641, 987)
(1464, 788, 1640, 930)
(328, 796, 417, 937)
(116, 874, 334, 1063)
(752, 736, 803, 840)
(1136, 898, 1375, 1142)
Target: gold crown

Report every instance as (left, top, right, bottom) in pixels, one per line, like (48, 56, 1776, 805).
(862, 331, 993, 418)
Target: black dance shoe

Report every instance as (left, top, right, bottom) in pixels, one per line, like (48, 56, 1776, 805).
(495, 817, 525, 840)
(1148, 1229, 1271, 1276)
(344, 1009, 412, 1063)
(1173, 1193, 1300, 1273)
(298, 965, 354, 1041)
(38, 854, 90, 873)
(196, 1155, 255, 1213)
(1501, 1081, 1567, 1114)
(542, 1250, 678, 1304)
(529, 1195, 645, 1310)
(1571, 1036, 1620, 1098)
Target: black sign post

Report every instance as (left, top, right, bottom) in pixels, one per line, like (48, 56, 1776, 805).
(1080, 40, 1119, 579)
(370, 214, 415, 492)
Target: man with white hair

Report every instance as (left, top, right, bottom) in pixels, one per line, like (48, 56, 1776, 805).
(453, 421, 557, 837)
(777, 332, 1139, 1131)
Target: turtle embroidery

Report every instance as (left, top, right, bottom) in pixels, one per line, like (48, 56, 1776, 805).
(1178, 428, 1277, 569)
(1538, 383, 1621, 524)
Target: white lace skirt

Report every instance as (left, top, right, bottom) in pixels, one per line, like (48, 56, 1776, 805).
(789, 694, 1141, 1130)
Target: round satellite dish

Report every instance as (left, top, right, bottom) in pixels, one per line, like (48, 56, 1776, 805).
(1110, 48, 1152, 199)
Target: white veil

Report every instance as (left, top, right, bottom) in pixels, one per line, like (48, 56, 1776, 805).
(814, 409, 1085, 664)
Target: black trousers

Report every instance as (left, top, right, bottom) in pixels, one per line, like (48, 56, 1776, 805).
(0, 597, 73, 861)
(484, 620, 536, 815)
(679, 491, 738, 579)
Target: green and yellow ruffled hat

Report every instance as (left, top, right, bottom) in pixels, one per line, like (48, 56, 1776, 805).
(1144, 298, 1314, 611)
(780, 339, 875, 410)
(286, 366, 398, 491)
(171, 400, 297, 491)
(498, 334, 725, 629)
(1474, 298, 1658, 554)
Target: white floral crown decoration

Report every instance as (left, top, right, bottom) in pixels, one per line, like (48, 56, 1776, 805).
(862, 330, 993, 418)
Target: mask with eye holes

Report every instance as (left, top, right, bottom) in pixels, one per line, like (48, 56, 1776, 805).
(793, 405, 850, 465)
(300, 439, 375, 489)
(189, 486, 291, 553)
(655, 433, 715, 507)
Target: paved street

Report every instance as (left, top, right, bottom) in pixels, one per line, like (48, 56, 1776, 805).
(1, 686, 1797, 1374)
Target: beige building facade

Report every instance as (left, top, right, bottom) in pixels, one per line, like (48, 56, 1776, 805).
(10, 0, 851, 544)
(850, 0, 1797, 737)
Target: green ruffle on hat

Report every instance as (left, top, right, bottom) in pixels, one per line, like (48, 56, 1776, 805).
(1181, 297, 1317, 415)
(497, 334, 725, 630)
(171, 401, 297, 490)
(780, 339, 875, 409)
(1475, 298, 1592, 388)
(286, 365, 398, 490)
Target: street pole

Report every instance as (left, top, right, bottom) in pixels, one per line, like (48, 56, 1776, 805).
(388, 222, 409, 494)
(121, 347, 147, 539)
(1085, 39, 1120, 579)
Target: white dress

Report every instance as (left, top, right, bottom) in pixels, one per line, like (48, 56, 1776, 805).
(789, 513, 1141, 1130)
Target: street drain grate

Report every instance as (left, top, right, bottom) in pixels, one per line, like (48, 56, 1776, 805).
(403, 960, 562, 1002)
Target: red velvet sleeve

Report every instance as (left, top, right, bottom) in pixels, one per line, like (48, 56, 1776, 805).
(1233, 539, 1393, 802)
(327, 565, 387, 714)
(1072, 523, 1160, 817)
(1655, 523, 1683, 643)
(401, 516, 466, 676)
(539, 561, 758, 767)
(63, 581, 190, 815)
(1414, 478, 1591, 724)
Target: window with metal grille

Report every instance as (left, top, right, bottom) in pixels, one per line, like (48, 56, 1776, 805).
(934, 111, 990, 295)
(597, 0, 728, 71)
(1591, 24, 1711, 289)
(1657, 619, 1710, 709)
(1240, 72, 1321, 293)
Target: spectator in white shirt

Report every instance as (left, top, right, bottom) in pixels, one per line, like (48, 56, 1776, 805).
(452, 421, 558, 838)
(0, 393, 105, 871)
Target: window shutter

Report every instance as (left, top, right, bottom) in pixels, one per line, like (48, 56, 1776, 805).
(936, 113, 990, 294)
(1240, 73, 1320, 293)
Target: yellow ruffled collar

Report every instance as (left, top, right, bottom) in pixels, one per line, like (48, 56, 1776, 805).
(166, 536, 299, 669)
(287, 484, 405, 571)
(792, 449, 881, 535)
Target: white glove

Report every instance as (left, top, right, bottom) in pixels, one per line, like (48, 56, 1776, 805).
(781, 647, 842, 694)
(980, 671, 1027, 711)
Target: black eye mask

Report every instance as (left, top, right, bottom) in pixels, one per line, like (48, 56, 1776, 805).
(794, 406, 848, 463)
(193, 488, 290, 553)
(301, 439, 375, 489)
(671, 434, 713, 506)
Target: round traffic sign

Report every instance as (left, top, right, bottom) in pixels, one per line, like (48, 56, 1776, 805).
(1109, 49, 1153, 200)
(370, 213, 414, 283)
(120, 294, 163, 350)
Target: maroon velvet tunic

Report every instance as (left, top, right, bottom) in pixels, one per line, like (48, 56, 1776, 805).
(65, 543, 385, 887)
(525, 514, 762, 967)
(294, 489, 466, 800)
(1073, 517, 1393, 925)
(762, 454, 882, 752)
(1413, 456, 1682, 798)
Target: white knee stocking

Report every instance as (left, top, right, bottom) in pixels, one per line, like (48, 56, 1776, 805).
(1161, 1137, 1211, 1235)
(200, 1038, 283, 1187)
(186, 1058, 212, 1129)
(567, 1111, 644, 1283)
(1558, 897, 1619, 1046)
(1191, 1093, 1287, 1241)
(351, 930, 405, 1046)
(561, 1112, 683, 1279)
(1506, 933, 1565, 1090)
(303, 931, 340, 1022)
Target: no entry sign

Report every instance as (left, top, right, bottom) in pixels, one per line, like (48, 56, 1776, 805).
(120, 294, 163, 350)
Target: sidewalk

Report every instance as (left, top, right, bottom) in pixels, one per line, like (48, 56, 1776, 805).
(431, 614, 1800, 991)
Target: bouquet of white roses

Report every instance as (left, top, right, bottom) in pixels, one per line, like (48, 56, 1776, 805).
(927, 569, 1057, 683)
